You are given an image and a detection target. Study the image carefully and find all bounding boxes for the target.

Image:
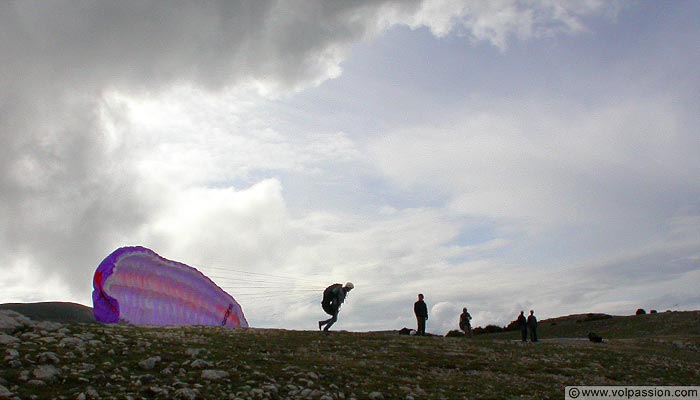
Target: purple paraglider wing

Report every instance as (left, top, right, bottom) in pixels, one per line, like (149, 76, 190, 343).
(92, 246, 248, 328)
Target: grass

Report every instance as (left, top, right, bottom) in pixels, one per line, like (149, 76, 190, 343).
(474, 311, 700, 341)
(2, 312, 700, 399)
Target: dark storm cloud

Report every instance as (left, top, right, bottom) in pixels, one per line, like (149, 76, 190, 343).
(0, 0, 422, 295)
(0, 1, 421, 92)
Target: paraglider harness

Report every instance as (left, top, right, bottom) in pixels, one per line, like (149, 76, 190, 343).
(321, 283, 343, 315)
(221, 304, 234, 326)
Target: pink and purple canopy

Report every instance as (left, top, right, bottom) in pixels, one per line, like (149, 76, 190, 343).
(92, 246, 248, 328)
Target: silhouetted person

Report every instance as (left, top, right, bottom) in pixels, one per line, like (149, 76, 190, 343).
(459, 307, 472, 337)
(414, 294, 428, 336)
(517, 311, 527, 342)
(318, 282, 354, 332)
(527, 310, 538, 342)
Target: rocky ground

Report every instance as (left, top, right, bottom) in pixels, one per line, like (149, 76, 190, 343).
(1, 310, 699, 399)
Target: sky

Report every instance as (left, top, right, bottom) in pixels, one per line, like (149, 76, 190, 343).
(1, 0, 699, 335)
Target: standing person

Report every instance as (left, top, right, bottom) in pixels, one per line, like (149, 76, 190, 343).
(517, 311, 527, 342)
(459, 307, 473, 337)
(527, 310, 538, 342)
(318, 282, 354, 332)
(414, 294, 428, 336)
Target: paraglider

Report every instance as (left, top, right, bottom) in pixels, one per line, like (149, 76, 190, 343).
(92, 246, 248, 328)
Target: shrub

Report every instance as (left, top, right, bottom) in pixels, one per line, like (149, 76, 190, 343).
(473, 325, 504, 335)
(504, 320, 520, 332)
(636, 308, 646, 315)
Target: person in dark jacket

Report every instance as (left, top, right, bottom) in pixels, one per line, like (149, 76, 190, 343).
(414, 294, 428, 336)
(517, 311, 527, 342)
(527, 310, 538, 342)
(459, 307, 472, 337)
(318, 282, 354, 332)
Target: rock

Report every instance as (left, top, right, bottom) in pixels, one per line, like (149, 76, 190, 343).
(369, 391, 384, 400)
(190, 359, 213, 369)
(309, 389, 325, 398)
(0, 334, 19, 345)
(0, 310, 32, 333)
(32, 365, 60, 382)
(59, 337, 84, 348)
(174, 388, 197, 400)
(139, 356, 161, 370)
(85, 386, 100, 399)
(37, 352, 60, 364)
(0, 384, 13, 397)
(201, 370, 229, 380)
(185, 348, 204, 358)
(588, 332, 603, 343)
(4, 349, 19, 361)
(262, 384, 278, 394)
(20, 332, 40, 340)
(34, 321, 63, 332)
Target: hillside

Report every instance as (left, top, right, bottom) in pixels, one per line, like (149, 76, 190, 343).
(473, 311, 700, 341)
(0, 302, 95, 324)
(1, 310, 699, 399)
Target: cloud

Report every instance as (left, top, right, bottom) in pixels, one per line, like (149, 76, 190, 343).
(369, 97, 699, 233)
(407, 0, 620, 48)
(365, 93, 700, 328)
(0, 1, 669, 335)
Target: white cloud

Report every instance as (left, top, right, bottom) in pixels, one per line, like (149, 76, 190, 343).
(101, 87, 361, 187)
(407, 0, 618, 48)
(141, 179, 291, 270)
(369, 97, 698, 232)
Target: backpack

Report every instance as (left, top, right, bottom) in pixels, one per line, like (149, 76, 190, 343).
(321, 283, 342, 313)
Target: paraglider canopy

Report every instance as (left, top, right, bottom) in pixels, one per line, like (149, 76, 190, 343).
(92, 246, 248, 328)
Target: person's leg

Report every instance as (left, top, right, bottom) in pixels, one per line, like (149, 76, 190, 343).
(323, 311, 338, 331)
(417, 317, 426, 335)
(521, 328, 527, 342)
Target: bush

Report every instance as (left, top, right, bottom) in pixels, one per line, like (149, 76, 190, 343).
(504, 320, 521, 332)
(636, 308, 646, 315)
(473, 325, 504, 335)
